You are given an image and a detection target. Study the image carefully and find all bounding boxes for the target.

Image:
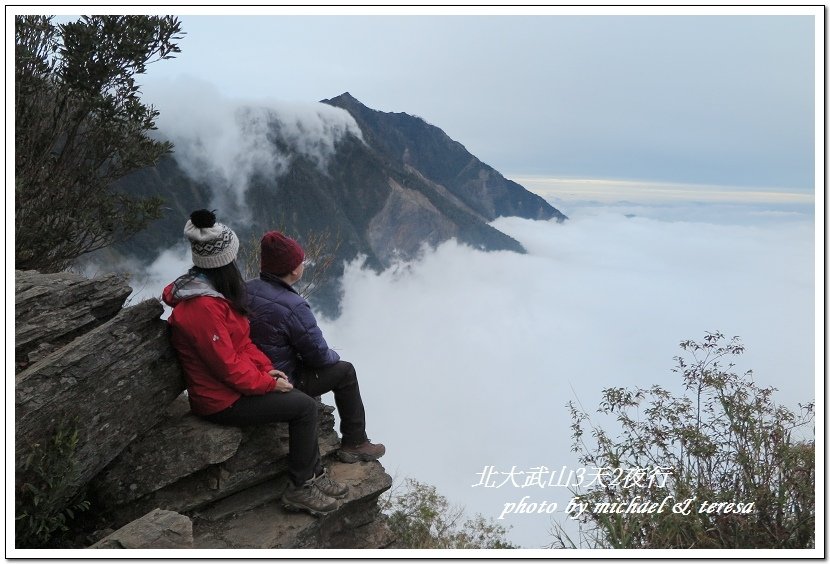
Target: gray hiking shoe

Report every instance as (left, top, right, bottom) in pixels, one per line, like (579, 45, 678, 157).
(337, 440, 386, 463)
(310, 468, 348, 499)
(281, 480, 337, 516)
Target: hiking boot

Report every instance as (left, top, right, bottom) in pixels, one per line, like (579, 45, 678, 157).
(337, 440, 386, 463)
(281, 479, 338, 516)
(310, 468, 349, 499)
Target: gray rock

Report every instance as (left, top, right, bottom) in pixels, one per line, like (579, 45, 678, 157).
(103, 403, 341, 527)
(15, 270, 132, 372)
(295, 460, 395, 549)
(192, 460, 394, 549)
(92, 414, 244, 507)
(14, 269, 394, 550)
(90, 508, 193, 549)
(15, 298, 185, 501)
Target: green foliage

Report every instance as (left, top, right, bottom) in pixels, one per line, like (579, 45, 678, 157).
(16, 423, 90, 548)
(552, 332, 815, 549)
(15, 15, 183, 272)
(381, 478, 516, 549)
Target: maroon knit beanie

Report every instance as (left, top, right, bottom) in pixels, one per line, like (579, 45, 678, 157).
(261, 231, 305, 276)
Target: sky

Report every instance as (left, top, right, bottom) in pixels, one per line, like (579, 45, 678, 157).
(9, 5, 823, 555)
(38, 7, 819, 192)
(125, 7, 819, 191)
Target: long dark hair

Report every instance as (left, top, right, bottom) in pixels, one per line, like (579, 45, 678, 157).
(193, 262, 248, 315)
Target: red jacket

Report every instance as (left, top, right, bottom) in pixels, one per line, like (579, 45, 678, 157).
(163, 276, 276, 415)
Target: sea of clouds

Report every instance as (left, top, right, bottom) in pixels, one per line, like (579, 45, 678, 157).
(123, 187, 816, 548)
(317, 198, 816, 549)
(117, 80, 817, 547)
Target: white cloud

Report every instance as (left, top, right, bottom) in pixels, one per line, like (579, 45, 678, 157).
(142, 76, 363, 209)
(79, 242, 191, 318)
(127, 243, 193, 312)
(318, 205, 816, 548)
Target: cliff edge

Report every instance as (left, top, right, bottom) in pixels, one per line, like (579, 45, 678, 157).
(14, 269, 394, 550)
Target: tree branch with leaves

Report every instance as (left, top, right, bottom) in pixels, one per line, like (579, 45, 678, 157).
(15, 15, 184, 272)
(552, 332, 814, 549)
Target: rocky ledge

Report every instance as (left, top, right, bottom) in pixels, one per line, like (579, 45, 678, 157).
(15, 269, 394, 550)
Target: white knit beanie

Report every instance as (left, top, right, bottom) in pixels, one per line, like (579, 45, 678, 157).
(184, 209, 240, 269)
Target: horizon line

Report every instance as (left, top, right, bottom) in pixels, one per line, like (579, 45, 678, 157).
(506, 175, 815, 205)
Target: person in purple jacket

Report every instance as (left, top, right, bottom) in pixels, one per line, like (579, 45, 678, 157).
(246, 231, 385, 463)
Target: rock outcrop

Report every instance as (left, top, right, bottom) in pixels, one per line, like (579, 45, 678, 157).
(15, 269, 133, 371)
(14, 270, 394, 550)
(90, 509, 194, 549)
(15, 271, 185, 502)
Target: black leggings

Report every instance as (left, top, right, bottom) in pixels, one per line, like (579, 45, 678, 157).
(204, 389, 321, 486)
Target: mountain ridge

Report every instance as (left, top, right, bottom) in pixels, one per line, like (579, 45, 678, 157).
(321, 92, 566, 224)
(111, 93, 566, 314)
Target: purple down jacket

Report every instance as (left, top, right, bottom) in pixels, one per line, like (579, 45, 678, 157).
(246, 272, 340, 381)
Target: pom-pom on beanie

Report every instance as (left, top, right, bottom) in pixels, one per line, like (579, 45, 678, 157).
(184, 209, 240, 269)
(260, 231, 305, 276)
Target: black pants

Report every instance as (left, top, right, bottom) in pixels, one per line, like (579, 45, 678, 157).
(204, 389, 321, 486)
(295, 361, 368, 448)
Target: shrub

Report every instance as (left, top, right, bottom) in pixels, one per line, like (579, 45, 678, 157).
(15, 423, 91, 548)
(15, 15, 183, 272)
(552, 331, 814, 549)
(381, 478, 516, 549)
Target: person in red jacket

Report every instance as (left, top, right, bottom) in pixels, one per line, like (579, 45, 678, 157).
(163, 209, 347, 517)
